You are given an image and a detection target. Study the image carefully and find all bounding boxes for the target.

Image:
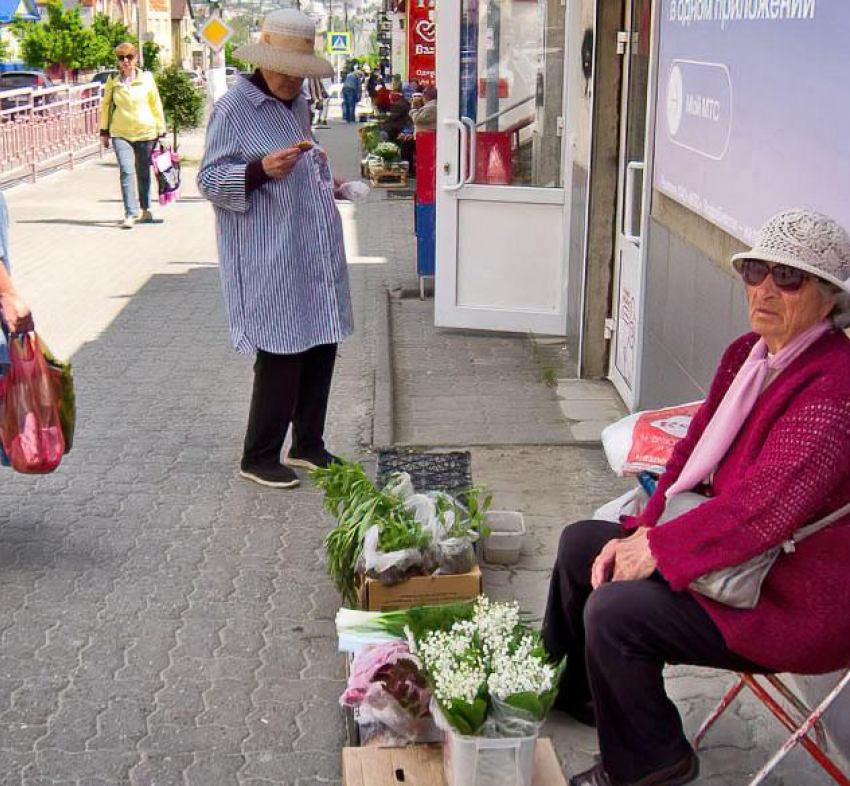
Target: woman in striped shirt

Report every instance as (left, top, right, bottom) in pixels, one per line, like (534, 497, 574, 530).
(198, 10, 352, 489)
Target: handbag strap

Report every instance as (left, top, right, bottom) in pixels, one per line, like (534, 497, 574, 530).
(791, 500, 850, 547)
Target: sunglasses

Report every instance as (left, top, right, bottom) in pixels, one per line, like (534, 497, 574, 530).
(118, 54, 135, 61)
(739, 258, 809, 292)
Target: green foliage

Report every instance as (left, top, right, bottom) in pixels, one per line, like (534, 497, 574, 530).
(91, 14, 135, 64)
(16, 1, 110, 71)
(0, 33, 10, 63)
(361, 128, 384, 154)
(155, 64, 204, 150)
(142, 40, 161, 72)
(377, 508, 431, 553)
(224, 41, 246, 71)
(437, 486, 492, 539)
(374, 141, 400, 162)
(314, 460, 436, 606)
(443, 694, 489, 736)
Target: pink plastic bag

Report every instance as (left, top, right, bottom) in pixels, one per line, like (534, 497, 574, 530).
(0, 334, 64, 474)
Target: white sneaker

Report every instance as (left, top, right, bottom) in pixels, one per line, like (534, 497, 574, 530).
(121, 215, 136, 229)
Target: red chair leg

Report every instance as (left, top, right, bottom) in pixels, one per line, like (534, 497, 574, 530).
(694, 674, 747, 749)
(746, 670, 850, 786)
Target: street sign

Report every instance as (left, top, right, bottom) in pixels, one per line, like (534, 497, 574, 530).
(327, 31, 351, 55)
(200, 17, 234, 52)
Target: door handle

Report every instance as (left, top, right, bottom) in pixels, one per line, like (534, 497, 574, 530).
(442, 118, 469, 192)
(461, 116, 476, 184)
(623, 161, 645, 244)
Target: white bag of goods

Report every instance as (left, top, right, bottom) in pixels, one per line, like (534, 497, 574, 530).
(601, 401, 703, 476)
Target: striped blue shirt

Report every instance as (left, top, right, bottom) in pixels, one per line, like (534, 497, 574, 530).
(198, 77, 354, 355)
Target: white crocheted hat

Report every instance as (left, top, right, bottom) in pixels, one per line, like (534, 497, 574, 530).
(234, 10, 333, 79)
(732, 209, 850, 295)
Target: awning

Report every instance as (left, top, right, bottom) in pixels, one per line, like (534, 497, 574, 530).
(0, 0, 40, 23)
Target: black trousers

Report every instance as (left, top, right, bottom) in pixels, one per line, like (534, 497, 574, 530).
(542, 520, 760, 784)
(242, 343, 337, 468)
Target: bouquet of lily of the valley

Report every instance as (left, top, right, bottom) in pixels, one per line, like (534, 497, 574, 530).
(414, 597, 564, 737)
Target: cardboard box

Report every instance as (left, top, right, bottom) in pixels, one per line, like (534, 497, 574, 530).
(359, 566, 482, 612)
(342, 739, 567, 786)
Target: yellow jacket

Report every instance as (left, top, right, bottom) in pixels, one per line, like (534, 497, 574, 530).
(99, 70, 166, 142)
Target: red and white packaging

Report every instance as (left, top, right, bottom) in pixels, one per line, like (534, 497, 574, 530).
(602, 402, 703, 476)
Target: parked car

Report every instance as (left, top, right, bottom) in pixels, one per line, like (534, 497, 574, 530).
(89, 70, 117, 85)
(181, 68, 206, 88)
(0, 71, 56, 112)
(225, 66, 239, 88)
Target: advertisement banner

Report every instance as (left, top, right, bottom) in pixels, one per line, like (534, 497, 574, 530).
(408, 0, 436, 85)
(654, 3, 850, 243)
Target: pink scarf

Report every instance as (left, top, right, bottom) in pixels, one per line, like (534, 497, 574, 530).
(666, 321, 832, 498)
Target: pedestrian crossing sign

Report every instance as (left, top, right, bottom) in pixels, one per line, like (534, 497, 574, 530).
(327, 31, 351, 55)
(200, 17, 234, 52)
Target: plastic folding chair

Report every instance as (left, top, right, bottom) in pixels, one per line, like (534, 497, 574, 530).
(694, 670, 850, 786)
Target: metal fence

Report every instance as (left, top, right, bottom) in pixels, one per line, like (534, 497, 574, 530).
(0, 83, 105, 187)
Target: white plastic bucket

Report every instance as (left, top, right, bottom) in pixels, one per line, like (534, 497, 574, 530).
(482, 511, 526, 565)
(444, 725, 538, 786)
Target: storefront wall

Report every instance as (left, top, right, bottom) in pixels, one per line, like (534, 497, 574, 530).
(639, 1, 850, 410)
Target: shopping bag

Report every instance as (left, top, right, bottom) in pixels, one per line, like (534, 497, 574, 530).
(39, 339, 75, 454)
(152, 141, 181, 206)
(0, 334, 65, 474)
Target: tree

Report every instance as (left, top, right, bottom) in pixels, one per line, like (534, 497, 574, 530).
(155, 64, 204, 150)
(15, 1, 109, 74)
(91, 14, 136, 66)
(0, 33, 10, 63)
(224, 41, 246, 71)
(142, 40, 161, 72)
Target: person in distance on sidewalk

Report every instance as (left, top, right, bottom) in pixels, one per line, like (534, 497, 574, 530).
(99, 42, 166, 229)
(198, 9, 352, 490)
(544, 210, 850, 786)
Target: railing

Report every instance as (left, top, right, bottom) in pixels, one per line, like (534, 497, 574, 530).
(0, 83, 105, 186)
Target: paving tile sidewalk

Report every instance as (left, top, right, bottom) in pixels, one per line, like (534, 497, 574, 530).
(0, 121, 418, 785)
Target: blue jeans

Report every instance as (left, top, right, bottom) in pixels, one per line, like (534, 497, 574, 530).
(113, 137, 155, 217)
(342, 89, 358, 123)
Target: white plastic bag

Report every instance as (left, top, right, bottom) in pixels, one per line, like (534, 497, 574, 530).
(361, 524, 424, 586)
(337, 180, 371, 201)
(383, 471, 415, 501)
(601, 401, 702, 476)
(592, 487, 648, 522)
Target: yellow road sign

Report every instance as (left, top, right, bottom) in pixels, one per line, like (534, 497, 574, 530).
(200, 17, 234, 52)
(327, 31, 351, 55)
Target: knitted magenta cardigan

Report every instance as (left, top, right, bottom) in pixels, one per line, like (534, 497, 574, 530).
(637, 329, 850, 674)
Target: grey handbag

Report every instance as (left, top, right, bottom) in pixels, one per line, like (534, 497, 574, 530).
(657, 493, 850, 609)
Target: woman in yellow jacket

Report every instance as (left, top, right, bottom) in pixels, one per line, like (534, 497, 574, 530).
(99, 42, 166, 229)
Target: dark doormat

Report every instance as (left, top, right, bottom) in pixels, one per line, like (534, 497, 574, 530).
(376, 450, 473, 495)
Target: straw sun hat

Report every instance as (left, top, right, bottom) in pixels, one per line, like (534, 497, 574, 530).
(234, 9, 334, 79)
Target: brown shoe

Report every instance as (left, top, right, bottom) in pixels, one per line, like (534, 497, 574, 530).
(569, 751, 699, 786)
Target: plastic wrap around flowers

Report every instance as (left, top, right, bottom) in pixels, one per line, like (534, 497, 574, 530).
(413, 598, 564, 737)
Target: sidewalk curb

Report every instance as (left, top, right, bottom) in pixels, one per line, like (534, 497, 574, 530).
(372, 287, 394, 449)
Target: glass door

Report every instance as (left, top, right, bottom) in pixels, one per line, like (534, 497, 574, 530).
(435, 0, 571, 335)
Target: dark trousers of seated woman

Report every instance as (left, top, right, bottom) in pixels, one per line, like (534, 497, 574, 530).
(543, 520, 762, 784)
(242, 343, 337, 468)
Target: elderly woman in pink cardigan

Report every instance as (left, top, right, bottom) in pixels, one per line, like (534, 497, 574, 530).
(546, 209, 850, 786)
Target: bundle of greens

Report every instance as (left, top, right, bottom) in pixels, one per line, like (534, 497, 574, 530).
(314, 461, 433, 604)
(435, 486, 493, 539)
(432, 486, 493, 574)
(336, 601, 477, 652)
